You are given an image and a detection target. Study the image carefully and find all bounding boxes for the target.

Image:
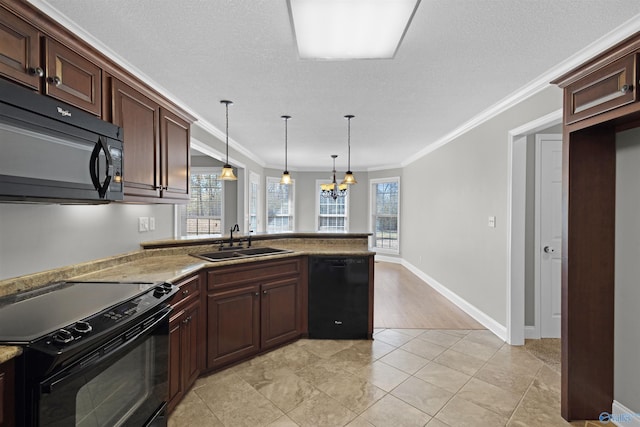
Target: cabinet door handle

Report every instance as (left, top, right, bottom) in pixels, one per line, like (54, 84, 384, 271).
(254, 292, 259, 296)
(182, 289, 189, 296)
(47, 76, 62, 86)
(28, 67, 44, 77)
(263, 290, 267, 294)
(621, 84, 633, 94)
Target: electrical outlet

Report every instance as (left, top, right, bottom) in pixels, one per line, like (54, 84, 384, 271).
(149, 217, 156, 231)
(488, 216, 496, 228)
(139, 217, 149, 232)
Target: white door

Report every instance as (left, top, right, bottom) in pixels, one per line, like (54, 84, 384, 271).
(536, 134, 562, 338)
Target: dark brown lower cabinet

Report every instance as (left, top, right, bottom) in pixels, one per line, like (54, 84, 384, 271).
(261, 277, 300, 349)
(207, 285, 261, 369)
(206, 258, 303, 370)
(167, 274, 204, 414)
(0, 358, 15, 427)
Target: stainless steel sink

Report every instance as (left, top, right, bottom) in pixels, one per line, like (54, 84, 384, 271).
(192, 247, 292, 262)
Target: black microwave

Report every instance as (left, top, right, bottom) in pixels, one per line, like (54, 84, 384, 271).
(0, 79, 124, 203)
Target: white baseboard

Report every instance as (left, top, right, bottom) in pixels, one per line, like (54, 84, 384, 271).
(611, 400, 640, 427)
(525, 325, 540, 339)
(374, 254, 403, 264)
(400, 260, 508, 341)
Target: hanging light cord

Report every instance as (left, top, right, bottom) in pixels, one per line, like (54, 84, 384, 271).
(284, 116, 288, 171)
(347, 116, 351, 171)
(225, 102, 230, 164)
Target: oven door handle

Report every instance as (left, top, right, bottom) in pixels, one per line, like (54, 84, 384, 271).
(41, 307, 171, 394)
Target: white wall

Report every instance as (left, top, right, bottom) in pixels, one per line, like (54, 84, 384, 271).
(0, 203, 173, 280)
(401, 85, 562, 328)
(614, 128, 640, 413)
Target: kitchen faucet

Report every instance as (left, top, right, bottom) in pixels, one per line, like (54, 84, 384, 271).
(229, 224, 240, 247)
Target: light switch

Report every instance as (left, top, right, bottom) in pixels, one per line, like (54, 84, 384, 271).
(149, 217, 156, 231)
(139, 217, 149, 232)
(488, 216, 496, 228)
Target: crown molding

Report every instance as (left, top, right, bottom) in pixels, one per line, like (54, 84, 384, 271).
(402, 13, 640, 167)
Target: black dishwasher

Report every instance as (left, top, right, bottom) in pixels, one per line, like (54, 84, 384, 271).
(308, 256, 369, 339)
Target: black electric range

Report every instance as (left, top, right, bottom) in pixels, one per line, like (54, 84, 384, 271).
(0, 280, 177, 427)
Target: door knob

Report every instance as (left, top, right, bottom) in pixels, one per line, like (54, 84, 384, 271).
(544, 246, 555, 254)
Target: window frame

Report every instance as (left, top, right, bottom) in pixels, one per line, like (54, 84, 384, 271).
(369, 177, 400, 254)
(266, 176, 295, 233)
(177, 166, 225, 237)
(246, 170, 262, 232)
(315, 179, 349, 232)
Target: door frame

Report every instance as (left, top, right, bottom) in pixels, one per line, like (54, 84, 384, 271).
(534, 133, 563, 339)
(506, 109, 562, 345)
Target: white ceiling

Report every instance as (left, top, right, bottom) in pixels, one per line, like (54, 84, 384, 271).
(33, 0, 640, 171)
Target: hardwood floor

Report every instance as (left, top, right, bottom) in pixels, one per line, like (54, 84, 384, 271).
(374, 262, 484, 329)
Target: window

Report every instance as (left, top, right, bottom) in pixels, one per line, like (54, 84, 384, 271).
(370, 177, 400, 252)
(266, 176, 294, 232)
(179, 169, 223, 236)
(316, 180, 348, 231)
(248, 171, 261, 232)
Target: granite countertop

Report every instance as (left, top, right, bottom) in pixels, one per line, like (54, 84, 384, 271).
(0, 345, 22, 364)
(72, 246, 374, 283)
(0, 234, 374, 361)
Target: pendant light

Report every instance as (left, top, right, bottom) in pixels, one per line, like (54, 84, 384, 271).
(342, 114, 357, 185)
(219, 100, 237, 181)
(320, 155, 347, 200)
(280, 115, 292, 185)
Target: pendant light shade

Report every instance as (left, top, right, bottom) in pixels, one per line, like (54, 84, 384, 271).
(280, 115, 292, 185)
(220, 100, 237, 181)
(342, 115, 357, 185)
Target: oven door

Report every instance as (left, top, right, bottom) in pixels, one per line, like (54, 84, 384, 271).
(37, 307, 170, 427)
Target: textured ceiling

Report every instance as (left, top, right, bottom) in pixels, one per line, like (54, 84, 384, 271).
(33, 0, 640, 170)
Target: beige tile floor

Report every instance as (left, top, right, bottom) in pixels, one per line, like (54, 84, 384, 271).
(168, 328, 596, 427)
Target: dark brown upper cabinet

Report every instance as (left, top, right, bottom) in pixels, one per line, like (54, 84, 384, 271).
(111, 78, 161, 199)
(0, 9, 41, 91)
(44, 38, 102, 116)
(0, 7, 102, 116)
(564, 53, 638, 125)
(111, 78, 190, 202)
(160, 108, 190, 201)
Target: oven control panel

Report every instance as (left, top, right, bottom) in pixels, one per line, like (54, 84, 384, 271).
(35, 282, 177, 352)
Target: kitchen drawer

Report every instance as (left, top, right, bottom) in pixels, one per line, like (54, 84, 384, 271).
(207, 258, 301, 291)
(169, 274, 200, 310)
(565, 53, 638, 124)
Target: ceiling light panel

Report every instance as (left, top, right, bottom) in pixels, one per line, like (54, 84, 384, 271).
(289, 0, 420, 60)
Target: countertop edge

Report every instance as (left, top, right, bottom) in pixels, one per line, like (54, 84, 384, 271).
(140, 232, 373, 249)
(0, 345, 22, 364)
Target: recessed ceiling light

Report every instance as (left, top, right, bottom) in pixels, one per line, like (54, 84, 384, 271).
(288, 0, 421, 60)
